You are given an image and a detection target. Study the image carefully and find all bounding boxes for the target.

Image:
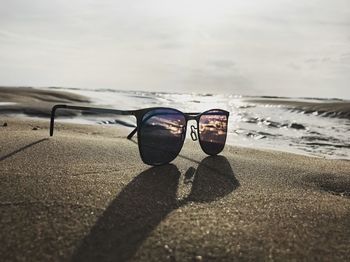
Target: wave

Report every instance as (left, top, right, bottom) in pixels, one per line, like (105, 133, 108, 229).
(246, 98, 350, 119)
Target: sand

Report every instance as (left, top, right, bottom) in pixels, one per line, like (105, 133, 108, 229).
(0, 86, 89, 117)
(0, 116, 349, 261)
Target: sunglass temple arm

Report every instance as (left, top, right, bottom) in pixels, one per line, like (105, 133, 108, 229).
(50, 104, 136, 137)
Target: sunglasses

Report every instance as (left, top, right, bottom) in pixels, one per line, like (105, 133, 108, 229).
(50, 105, 229, 165)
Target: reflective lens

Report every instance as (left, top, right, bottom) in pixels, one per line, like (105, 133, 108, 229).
(198, 110, 228, 155)
(139, 109, 186, 165)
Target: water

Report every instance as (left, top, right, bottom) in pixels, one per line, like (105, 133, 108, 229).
(49, 88, 350, 160)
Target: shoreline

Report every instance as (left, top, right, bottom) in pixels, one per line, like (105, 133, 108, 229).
(245, 98, 350, 119)
(0, 86, 90, 117)
(2, 86, 350, 119)
(1, 86, 350, 161)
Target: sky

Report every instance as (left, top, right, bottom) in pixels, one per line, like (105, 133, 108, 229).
(0, 0, 349, 98)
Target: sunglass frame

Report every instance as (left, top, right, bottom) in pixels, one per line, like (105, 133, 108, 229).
(50, 105, 229, 165)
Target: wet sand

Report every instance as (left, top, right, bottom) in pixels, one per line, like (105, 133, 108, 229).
(1, 117, 349, 261)
(0, 86, 89, 117)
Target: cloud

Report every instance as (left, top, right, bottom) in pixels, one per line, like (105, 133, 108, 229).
(287, 62, 301, 71)
(208, 59, 236, 69)
(0, 0, 349, 98)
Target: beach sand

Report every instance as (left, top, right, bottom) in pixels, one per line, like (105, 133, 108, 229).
(1, 117, 349, 261)
(0, 86, 89, 117)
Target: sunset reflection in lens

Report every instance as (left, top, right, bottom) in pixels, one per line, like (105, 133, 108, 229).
(198, 110, 228, 155)
(139, 109, 186, 165)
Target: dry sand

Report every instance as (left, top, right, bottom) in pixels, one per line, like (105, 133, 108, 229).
(0, 117, 349, 261)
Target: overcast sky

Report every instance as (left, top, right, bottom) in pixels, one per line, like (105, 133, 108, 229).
(0, 0, 349, 98)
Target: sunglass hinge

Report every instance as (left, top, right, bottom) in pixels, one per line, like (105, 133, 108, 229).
(190, 125, 198, 141)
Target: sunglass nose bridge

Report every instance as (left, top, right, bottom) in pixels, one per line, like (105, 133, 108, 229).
(190, 125, 198, 141)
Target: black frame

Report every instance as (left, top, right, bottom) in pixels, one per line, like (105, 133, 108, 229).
(50, 104, 229, 165)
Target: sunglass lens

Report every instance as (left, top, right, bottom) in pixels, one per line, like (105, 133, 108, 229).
(139, 109, 186, 165)
(198, 110, 228, 155)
